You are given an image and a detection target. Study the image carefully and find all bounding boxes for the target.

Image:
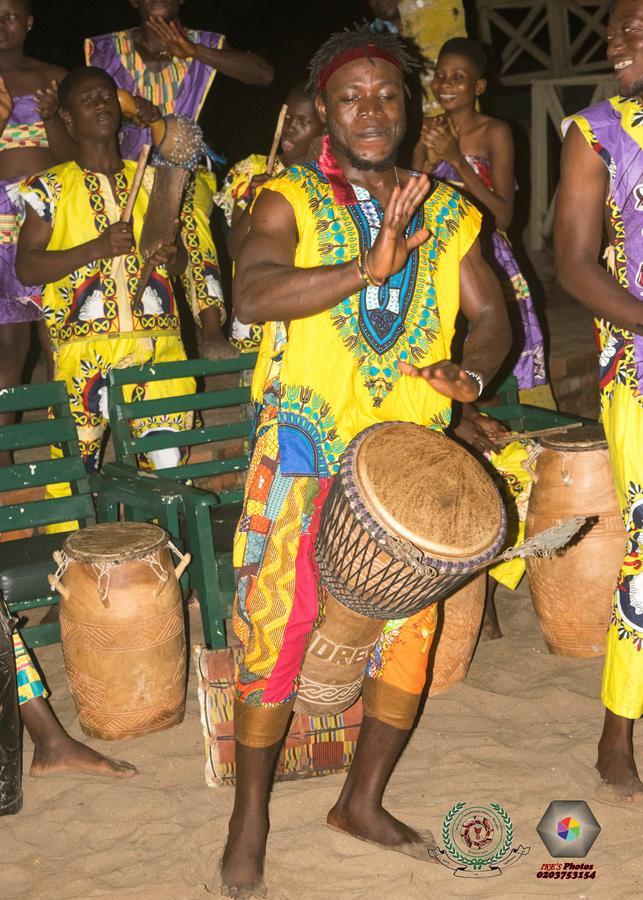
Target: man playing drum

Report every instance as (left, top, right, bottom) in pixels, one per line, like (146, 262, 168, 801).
(555, 0, 643, 799)
(222, 26, 512, 894)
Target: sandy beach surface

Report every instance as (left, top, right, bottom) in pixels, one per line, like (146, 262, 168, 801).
(3, 580, 642, 900)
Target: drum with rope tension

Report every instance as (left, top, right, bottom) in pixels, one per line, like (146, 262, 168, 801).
(315, 423, 507, 618)
(49, 522, 191, 740)
(295, 423, 507, 715)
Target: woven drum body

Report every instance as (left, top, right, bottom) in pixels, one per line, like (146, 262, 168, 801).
(525, 428, 627, 657)
(316, 423, 506, 619)
(294, 595, 385, 716)
(58, 523, 187, 740)
(428, 573, 486, 695)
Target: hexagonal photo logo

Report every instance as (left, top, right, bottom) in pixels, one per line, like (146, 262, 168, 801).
(537, 801, 601, 858)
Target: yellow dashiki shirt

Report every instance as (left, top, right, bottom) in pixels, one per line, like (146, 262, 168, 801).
(214, 154, 286, 352)
(18, 160, 194, 475)
(19, 160, 181, 347)
(252, 163, 482, 478)
(561, 97, 643, 720)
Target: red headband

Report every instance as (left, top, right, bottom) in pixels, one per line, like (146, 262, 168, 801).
(317, 45, 402, 93)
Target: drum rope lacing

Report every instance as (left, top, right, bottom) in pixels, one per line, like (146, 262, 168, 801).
(53, 543, 182, 607)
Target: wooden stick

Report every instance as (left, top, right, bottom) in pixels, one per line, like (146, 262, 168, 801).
(121, 144, 151, 223)
(266, 104, 288, 175)
(493, 421, 584, 448)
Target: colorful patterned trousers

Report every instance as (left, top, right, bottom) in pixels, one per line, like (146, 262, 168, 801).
(232, 407, 438, 748)
(13, 632, 47, 706)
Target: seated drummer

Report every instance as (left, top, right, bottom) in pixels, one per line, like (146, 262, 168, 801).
(16, 67, 195, 481)
(221, 25, 511, 895)
(13, 626, 136, 778)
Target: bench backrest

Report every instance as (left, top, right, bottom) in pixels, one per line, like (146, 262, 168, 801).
(0, 381, 96, 534)
(108, 354, 258, 502)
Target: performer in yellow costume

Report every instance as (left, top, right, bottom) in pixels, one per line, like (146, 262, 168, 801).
(16, 67, 194, 482)
(555, 0, 643, 798)
(221, 27, 511, 895)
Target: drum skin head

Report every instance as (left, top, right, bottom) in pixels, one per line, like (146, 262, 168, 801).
(63, 522, 167, 562)
(352, 423, 503, 560)
(540, 424, 607, 451)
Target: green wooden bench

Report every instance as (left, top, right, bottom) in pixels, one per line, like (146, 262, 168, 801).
(105, 354, 258, 649)
(0, 380, 186, 647)
(483, 374, 594, 431)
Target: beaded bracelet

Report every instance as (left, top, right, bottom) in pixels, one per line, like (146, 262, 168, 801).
(357, 250, 386, 287)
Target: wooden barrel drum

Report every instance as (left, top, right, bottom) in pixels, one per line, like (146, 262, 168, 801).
(295, 424, 506, 716)
(525, 427, 626, 657)
(50, 523, 190, 740)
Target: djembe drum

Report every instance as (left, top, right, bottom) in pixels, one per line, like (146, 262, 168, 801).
(295, 423, 507, 715)
(49, 523, 191, 740)
(526, 426, 627, 657)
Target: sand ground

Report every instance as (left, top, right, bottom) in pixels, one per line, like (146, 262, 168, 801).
(3, 580, 642, 900)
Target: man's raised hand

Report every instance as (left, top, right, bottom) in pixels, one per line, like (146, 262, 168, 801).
(366, 174, 430, 282)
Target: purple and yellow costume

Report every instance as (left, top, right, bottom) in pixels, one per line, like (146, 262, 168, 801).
(561, 98, 643, 721)
(0, 94, 45, 324)
(433, 156, 546, 391)
(85, 29, 226, 326)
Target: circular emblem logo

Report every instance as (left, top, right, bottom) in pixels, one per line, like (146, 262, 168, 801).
(443, 803, 513, 870)
(461, 814, 494, 850)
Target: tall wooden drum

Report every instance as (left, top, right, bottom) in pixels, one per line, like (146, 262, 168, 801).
(525, 427, 626, 657)
(50, 523, 190, 740)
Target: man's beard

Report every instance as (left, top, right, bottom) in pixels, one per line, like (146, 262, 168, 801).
(621, 76, 643, 98)
(329, 131, 401, 172)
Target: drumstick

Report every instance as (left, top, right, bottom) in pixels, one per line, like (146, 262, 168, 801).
(110, 144, 151, 283)
(492, 421, 584, 448)
(121, 143, 151, 223)
(266, 104, 288, 175)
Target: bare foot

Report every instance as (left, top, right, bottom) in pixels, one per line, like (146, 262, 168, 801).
(327, 799, 437, 861)
(596, 748, 643, 801)
(220, 813, 268, 897)
(30, 735, 137, 778)
(596, 710, 643, 801)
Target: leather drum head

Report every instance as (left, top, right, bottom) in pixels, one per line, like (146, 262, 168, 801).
(63, 522, 167, 563)
(540, 423, 607, 451)
(353, 423, 503, 561)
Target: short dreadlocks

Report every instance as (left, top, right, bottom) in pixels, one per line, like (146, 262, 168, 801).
(307, 23, 415, 96)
